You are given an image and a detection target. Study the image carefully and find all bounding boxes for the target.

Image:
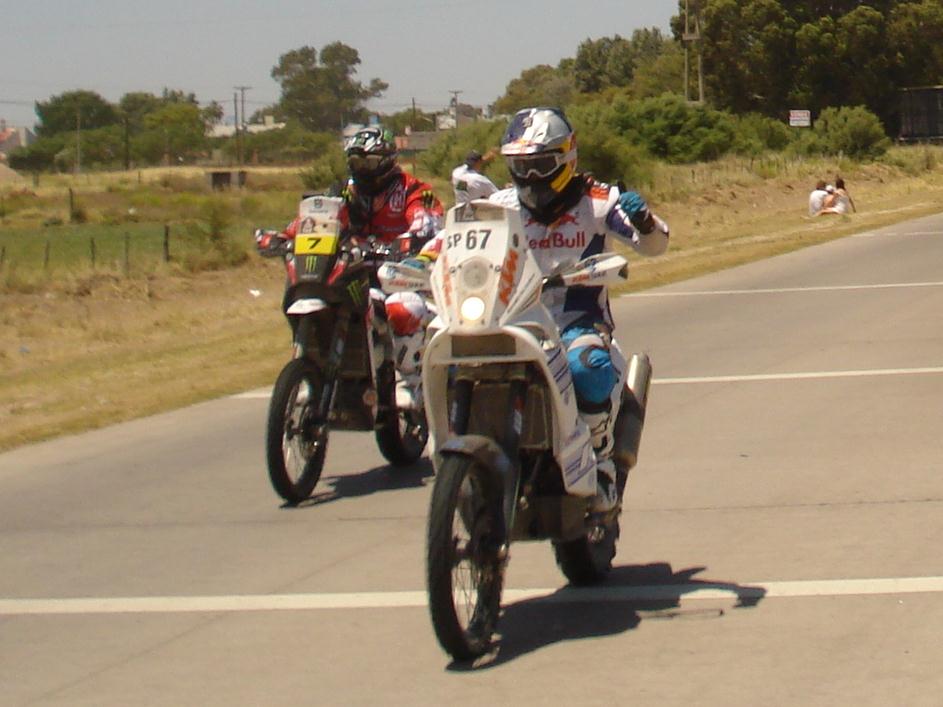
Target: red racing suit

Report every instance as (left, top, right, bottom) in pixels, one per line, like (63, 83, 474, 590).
(273, 168, 443, 363)
(280, 169, 443, 245)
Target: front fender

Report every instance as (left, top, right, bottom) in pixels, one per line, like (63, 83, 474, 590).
(438, 434, 516, 543)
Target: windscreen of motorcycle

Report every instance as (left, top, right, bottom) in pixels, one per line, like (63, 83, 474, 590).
(289, 196, 345, 282)
(433, 202, 543, 332)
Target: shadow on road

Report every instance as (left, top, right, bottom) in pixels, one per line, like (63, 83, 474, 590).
(288, 457, 434, 508)
(449, 562, 766, 671)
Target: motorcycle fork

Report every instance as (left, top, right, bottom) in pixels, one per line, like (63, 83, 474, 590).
(451, 372, 528, 539)
(314, 306, 351, 421)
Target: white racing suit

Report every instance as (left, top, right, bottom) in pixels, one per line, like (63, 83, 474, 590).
(397, 180, 668, 507)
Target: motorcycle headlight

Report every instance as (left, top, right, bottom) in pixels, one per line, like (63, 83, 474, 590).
(459, 296, 486, 322)
(459, 257, 491, 291)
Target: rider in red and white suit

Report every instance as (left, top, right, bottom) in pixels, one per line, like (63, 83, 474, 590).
(276, 126, 444, 410)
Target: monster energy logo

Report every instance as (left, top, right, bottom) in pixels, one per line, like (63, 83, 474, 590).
(347, 281, 364, 305)
(305, 255, 319, 271)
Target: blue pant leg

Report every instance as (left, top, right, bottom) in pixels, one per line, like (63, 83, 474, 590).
(560, 323, 617, 412)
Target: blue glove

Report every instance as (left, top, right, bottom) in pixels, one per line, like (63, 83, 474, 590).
(618, 191, 647, 219)
(401, 257, 428, 270)
(618, 191, 655, 233)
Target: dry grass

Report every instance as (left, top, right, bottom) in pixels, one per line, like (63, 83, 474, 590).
(2, 150, 943, 451)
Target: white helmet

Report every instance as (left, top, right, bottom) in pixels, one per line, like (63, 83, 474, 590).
(500, 107, 577, 213)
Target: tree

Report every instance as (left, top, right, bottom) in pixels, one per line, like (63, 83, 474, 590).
(695, 0, 798, 116)
(674, 0, 943, 133)
(35, 90, 119, 137)
(572, 30, 674, 94)
(888, 0, 943, 88)
(118, 92, 164, 131)
(134, 102, 208, 164)
(271, 43, 388, 131)
(493, 64, 577, 115)
(573, 35, 635, 93)
(630, 40, 685, 99)
(382, 107, 437, 134)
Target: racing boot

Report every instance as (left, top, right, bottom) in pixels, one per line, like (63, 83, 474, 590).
(584, 405, 618, 513)
(392, 331, 424, 411)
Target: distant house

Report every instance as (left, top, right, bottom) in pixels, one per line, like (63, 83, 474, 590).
(209, 115, 286, 139)
(436, 103, 482, 131)
(0, 121, 36, 161)
(395, 131, 437, 152)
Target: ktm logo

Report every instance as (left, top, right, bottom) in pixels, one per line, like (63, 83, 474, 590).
(498, 249, 519, 305)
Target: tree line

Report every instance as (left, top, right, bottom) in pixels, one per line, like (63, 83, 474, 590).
(9, 1, 942, 175)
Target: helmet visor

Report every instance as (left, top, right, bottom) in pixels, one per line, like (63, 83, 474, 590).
(506, 152, 569, 180)
(348, 154, 387, 172)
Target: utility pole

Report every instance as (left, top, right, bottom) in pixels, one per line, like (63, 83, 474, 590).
(448, 90, 462, 129)
(234, 85, 251, 129)
(234, 86, 251, 165)
(75, 107, 81, 175)
(233, 92, 241, 165)
(683, 0, 704, 103)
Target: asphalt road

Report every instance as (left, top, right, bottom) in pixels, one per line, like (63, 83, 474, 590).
(2, 213, 943, 706)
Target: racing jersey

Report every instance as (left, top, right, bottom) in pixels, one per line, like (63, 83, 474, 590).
(281, 169, 443, 244)
(419, 179, 668, 330)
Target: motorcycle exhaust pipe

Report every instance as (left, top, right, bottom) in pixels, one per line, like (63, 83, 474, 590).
(612, 353, 652, 472)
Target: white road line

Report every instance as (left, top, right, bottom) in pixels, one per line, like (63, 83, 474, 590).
(653, 366, 943, 385)
(234, 366, 943, 399)
(855, 230, 941, 239)
(624, 281, 943, 298)
(232, 389, 272, 399)
(3, 576, 943, 615)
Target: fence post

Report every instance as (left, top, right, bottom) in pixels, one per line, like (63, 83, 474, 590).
(44, 240, 50, 270)
(124, 232, 130, 275)
(90, 237, 96, 269)
(163, 225, 170, 262)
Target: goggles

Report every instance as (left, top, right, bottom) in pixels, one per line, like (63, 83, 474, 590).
(506, 151, 570, 179)
(347, 154, 387, 172)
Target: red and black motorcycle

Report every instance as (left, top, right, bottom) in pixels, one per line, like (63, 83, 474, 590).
(255, 194, 428, 504)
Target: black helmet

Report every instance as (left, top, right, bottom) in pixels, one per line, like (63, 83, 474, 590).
(344, 126, 398, 194)
(500, 107, 578, 214)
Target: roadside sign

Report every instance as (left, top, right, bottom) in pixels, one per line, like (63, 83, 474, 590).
(789, 110, 812, 127)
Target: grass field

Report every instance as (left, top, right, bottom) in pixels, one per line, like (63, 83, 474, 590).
(2, 149, 943, 451)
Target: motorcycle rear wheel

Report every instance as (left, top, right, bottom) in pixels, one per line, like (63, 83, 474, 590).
(552, 518, 618, 586)
(426, 455, 505, 661)
(265, 359, 329, 504)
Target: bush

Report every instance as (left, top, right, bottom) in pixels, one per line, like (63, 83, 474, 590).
(811, 106, 890, 160)
(420, 120, 508, 185)
(610, 94, 737, 163)
(733, 113, 794, 155)
(567, 101, 654, 187)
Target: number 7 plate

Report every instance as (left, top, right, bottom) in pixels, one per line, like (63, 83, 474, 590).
(294, 234, 339, 255)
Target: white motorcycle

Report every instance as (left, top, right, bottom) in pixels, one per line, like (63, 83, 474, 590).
(380, 201, 652, 660)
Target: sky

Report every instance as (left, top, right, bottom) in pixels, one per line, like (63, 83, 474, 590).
(0, 0, 677, 130)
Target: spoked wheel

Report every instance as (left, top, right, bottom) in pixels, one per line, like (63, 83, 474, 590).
(552, 517, 619, 586)
(265, 359, 328, 504)
(374, 366, 429, 466)
(426, 455, 505, 661)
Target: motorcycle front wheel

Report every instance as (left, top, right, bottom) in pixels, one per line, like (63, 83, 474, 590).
(265, 359, 329, 504)
(426, 455, 505, 661)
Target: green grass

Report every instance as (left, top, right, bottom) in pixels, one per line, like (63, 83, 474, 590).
(3, 153, 943, 450)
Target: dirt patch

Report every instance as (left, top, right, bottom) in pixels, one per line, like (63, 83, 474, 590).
(0, 163, 22, 183)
